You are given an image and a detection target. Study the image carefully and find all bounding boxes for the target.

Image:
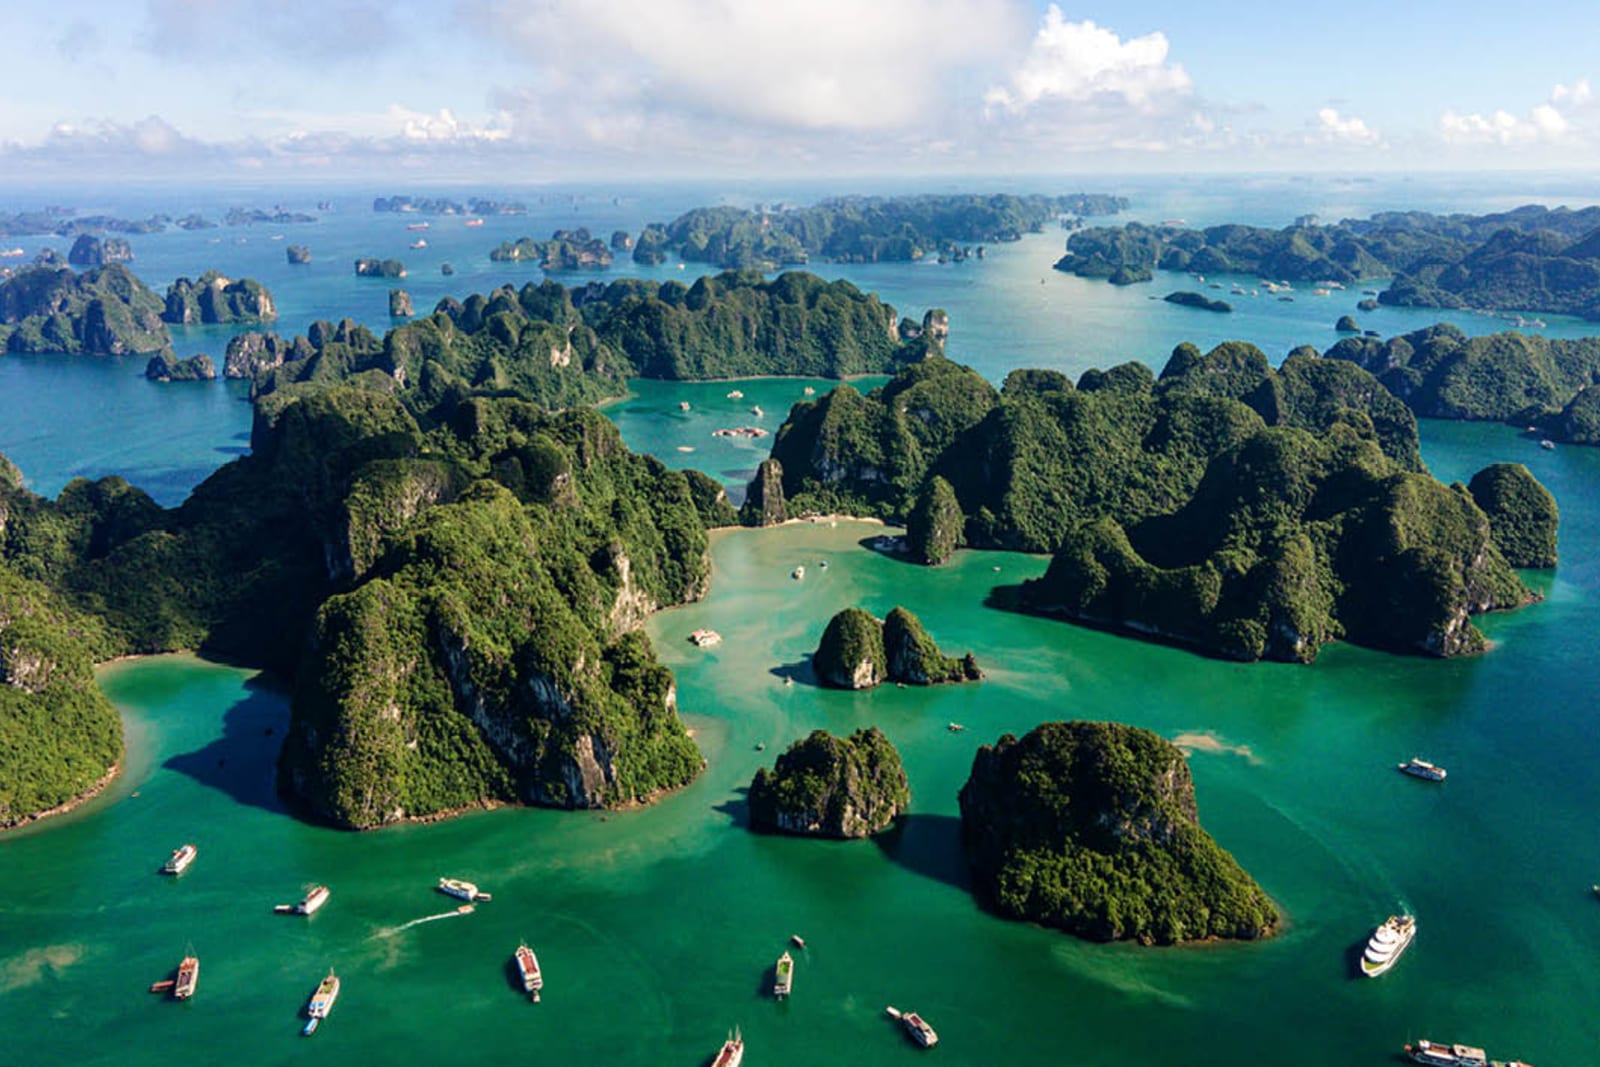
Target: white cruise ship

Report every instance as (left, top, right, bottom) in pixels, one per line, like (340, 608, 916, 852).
(1359, 913, 1415, 977)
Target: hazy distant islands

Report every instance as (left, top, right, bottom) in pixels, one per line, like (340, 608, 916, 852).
(477, 193, 1127, 272)
(1056, 204, 1600, 320)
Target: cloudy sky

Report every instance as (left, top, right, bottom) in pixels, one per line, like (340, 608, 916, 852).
(4, 0, 1600, 180)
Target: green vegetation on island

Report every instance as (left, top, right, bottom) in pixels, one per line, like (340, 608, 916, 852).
(232, 272, 934, 404)
(354, 258, 407, 279)
(1467, 463, 1559, 567)
(0, 263, 171, 357)
(0, 566, 122, 828)
(759, 345, 1551, 661)
(747, 727, 909, 837)
(1165, 291, 1232, 313)
(812, 605, 979, 689)
(145, 353, 217, 381)
(162, 271, 277, 325)
(1055, 205, 1600, 319)
(490, 229, 613, 269)
(633, 193, 1127, 270)
(1323, 324, 1600, 443)
(68, 235, 133, 267)
(958, 721, 1277, 944)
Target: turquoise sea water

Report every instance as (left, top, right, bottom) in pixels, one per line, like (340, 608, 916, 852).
(2, 176, 1599, 1064)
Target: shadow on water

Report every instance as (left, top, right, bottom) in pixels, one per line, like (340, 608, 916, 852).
(163, 675, 292, 814)
(713, 788, 750, 829)
(214, 445, 250, 457)
(872, 814, 972, 893)
(768, 657, 820, 688)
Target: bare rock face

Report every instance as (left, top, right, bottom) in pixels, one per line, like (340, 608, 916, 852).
(389, 289, 414, 318)
(748, 727, 909, 838)
(741, 457, 787, 527)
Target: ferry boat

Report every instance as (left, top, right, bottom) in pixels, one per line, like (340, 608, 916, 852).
(163, 844, 197, 875)
(711, 1028, 744, 1067)
(1404, 1039, 1489, 1066)
(689, 629, 722, 648)
(276, 884, 330, 915)
(513, 943, 543, 1001)
(437, 877, 491, 902)
(173, 956, 200, 1000)
(406, 222, 430, 231)
(773, 950, 793, 999)
(726, 390, 744, 399)
(1399, 757, 1447, 781)
(302, 970, 340, 1035)
(1359, 914, 1416, 977)
(464, 218, 484, 227)
(885, 1006, 938, 1047)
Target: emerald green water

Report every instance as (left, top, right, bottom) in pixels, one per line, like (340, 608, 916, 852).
(3, 418, 1597, 1065)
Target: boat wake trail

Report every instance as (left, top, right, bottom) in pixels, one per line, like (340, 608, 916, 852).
(371, 905, 475, 939)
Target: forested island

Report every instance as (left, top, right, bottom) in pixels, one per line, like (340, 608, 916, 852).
(629, 193, 1127, 270)
(1056, 204, 1600, 318)
(226, 270, 938, 395)
(373, 195, 528, 216)
(0, 265, 943, 826)
(0, 261, 277, 361)
(1322, 324, 1600, 443)
(747, 727, 908, 837)
(812, 606, 979, 689)
(959, 721, 1277, 944)
(490, 229, 613, 269)
(0, 204, 317, 238)
(752, 346, 1555, 661)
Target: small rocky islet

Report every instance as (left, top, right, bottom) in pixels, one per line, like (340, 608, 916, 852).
(811, 605, 980, 689)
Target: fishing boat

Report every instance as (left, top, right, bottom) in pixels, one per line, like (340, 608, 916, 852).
(726, 390, 744, 399)
(711, 1028, 744, 1067)
(276, 884, 330, 915)
(773, 950, 793, 999)
(409, 238, 428, 249)
(791, 566, 805, 580)
(1398, 757, 1447, 781)
(173, 956, 199, 1000)
(679, 401, 691, 411)
(885, 1006, 938, 1047)
(514, 944, 543, 1002)
(302, 970, 340, 1035)
(1540, 439, 1556, 450)
(437, 877, 491, 902)
(1359, 914, 1416, 977)
(162, 844, 197, 875)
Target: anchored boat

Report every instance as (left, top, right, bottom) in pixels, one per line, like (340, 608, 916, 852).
(711, 1027, 744, 1067)
(162, 844, 197, 875)
(886, 1005, 938, 1048)
(173, 956, 200, 1000)
(276, 884, 330, 915)
(773, 951, 793, 999)
(514, 944, 543, 1002)
(302, 970, 340, 1035)
(1398, 757, 1447, 782)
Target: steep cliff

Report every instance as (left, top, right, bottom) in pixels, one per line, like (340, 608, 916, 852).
(747, 727, 908, 837)
(958, 721, 1276, 944)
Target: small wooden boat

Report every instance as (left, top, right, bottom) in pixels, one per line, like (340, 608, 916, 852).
(790, 934, 806, 949)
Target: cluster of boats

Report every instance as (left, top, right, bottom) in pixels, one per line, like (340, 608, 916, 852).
(151, 854, 516, 1036)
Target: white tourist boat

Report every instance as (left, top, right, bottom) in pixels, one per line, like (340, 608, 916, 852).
(1359, 913, 1415, 977)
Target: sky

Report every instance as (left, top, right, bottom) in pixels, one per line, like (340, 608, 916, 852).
(4, 0, 1600, 181)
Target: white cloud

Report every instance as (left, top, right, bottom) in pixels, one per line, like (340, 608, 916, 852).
(1313, 107, 1379, 146)
(1440, 77, 1594, 146)
(983, 7, 1191, 114)
(469, 0, 1022, 134)
(388, 105, 511, 144)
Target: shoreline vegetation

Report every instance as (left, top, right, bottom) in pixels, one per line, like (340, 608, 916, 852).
(0, 759, 120, 832)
